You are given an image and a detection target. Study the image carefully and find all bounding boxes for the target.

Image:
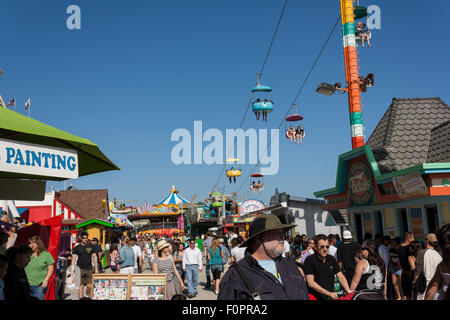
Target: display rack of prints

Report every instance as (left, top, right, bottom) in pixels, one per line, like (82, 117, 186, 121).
(91, 274, 129, 300)
(91, 273, 167, 300)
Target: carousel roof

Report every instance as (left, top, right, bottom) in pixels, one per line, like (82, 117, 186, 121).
(156, 185, 190, 206)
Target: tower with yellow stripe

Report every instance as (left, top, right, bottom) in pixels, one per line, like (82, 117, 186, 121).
(340, 0, 364, 149)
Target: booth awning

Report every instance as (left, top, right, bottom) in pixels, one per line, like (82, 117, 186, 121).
(0, 107, 120, 181)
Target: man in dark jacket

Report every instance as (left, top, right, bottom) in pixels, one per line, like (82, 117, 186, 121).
(218, 215, 309, 300)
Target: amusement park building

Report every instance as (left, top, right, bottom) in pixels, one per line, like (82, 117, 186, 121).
(269, 188, 344, 237)
(314, 98, 450, 243)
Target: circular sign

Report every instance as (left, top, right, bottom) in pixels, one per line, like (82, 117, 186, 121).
(348, 163, 373, 205)
(239, 199, 265, 213)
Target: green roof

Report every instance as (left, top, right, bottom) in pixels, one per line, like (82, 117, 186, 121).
(0, 107, 120, 180)
(314, 145, 450, 198)
(76, 219, 114, 229)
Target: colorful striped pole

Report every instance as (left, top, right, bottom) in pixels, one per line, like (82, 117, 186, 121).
(340, 0, 364, 149)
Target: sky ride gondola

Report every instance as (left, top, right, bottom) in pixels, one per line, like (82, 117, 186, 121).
(285, 103, 305, 144)
(252, 73, 274, 122)
(353, 1, 371, 47)
(226, 158, 241, 184)
(250, 165, 264, 193)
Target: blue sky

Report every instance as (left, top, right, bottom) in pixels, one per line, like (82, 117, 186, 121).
(1, 0, 449, 207)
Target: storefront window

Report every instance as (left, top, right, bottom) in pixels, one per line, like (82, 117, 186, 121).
(425, 205, 439, 234)
(397, 208, 409, 237)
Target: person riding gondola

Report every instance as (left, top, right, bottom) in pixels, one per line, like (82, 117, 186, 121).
(295, 125, 303, 144)
(355, 21, 371, 47)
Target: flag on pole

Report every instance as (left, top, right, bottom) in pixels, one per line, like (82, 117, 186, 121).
(7, 97, 15, 107)
(25, 98, 31, 110)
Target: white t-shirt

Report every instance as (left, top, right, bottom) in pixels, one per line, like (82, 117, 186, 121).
(328, 245, 337, 259)
(282, 240, 290, 258)
(424, 249, 443, 283)
(231, 247, 246, 263)
(132, 245, 143, 268)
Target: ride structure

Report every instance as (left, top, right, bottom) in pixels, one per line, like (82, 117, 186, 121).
(130, 185, 190, 236)
(251, 73, 274, 122)
(341, 0, 366, 149)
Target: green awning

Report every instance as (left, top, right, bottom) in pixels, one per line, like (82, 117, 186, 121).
(0, 107, 120, 180)
(76, 219, 114, 229)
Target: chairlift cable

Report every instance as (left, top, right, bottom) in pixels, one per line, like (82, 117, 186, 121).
(234, 15, 341, 195)
(211, 0, 289, 191)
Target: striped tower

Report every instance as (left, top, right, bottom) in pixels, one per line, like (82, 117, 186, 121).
(340, 0, 364, 149)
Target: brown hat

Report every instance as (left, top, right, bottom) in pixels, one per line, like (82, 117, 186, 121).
(426, 233, 438, 244)
(241, 214, 295, 248)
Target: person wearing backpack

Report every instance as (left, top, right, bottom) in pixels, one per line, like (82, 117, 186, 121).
(208, 239, 224, 295)
(218, 215, 309, 300)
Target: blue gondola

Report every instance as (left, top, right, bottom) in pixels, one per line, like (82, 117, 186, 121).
(252, 73, 274, 122)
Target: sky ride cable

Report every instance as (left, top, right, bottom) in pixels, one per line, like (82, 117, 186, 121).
(234, 15, 342, 196)
(211, 0, 289, 192)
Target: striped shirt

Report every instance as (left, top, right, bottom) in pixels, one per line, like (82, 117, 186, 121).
(154, 257, 175, 281)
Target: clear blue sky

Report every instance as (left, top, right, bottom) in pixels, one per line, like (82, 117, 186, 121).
(1, 0, 449, 207)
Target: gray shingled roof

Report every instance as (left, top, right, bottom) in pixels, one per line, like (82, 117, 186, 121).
(366, 98, 450, 174)
(427, 120, 450, 163)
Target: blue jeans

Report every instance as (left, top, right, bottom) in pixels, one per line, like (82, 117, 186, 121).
(205, 262, 211, 287)
(185, 265, 199, 295)
(176, 265, 185, 282)
(30, 285, 47, 300)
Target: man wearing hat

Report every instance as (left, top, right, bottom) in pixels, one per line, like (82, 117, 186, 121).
(218, 215, 309, 300)
(413, 233, 442, 300)
(336, 230, 361, 284)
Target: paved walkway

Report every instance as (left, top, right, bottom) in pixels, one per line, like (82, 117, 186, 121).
(64, 257, 224, 300)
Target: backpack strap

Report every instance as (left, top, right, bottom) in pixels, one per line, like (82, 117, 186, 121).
(234, 263, 262, 300)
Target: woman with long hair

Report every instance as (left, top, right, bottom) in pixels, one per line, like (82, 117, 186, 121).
(388, 237, 402, 300)
(109, 244, 120, 273)
(174, 243, 185, 282)
(25, 236, 55, 300)
(407, 241, 423, 299)
(208, 239, 224, 295)
(426, 224, 450, 300)
(152, 240, 184, 299)
(349, 240, 387, 298)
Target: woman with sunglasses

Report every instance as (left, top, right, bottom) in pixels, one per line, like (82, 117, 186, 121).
(349, 240, 387, 299)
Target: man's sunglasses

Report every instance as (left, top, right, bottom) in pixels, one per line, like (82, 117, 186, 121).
(318, 245, 330, 250)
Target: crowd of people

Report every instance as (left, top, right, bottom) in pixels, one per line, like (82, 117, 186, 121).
(2, 210, 449, 301)
(217, 217, 450, 301)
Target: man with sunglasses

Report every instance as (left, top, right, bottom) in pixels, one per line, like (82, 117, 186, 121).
(71, 232, 98, 299)
(304, 234, 351, 300)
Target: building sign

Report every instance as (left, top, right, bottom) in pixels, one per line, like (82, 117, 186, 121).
(363, 212, 373, 235)
(393, 172, 429, 199)
(138, 228, 181, 236)
(0, 138, 78, 179)
(239, 199, 265, 214)
(112, 214, 128, 226)
(348, 163, 373, 205)
(410, 207, 424, 240)
(233, 215, 257, 224)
